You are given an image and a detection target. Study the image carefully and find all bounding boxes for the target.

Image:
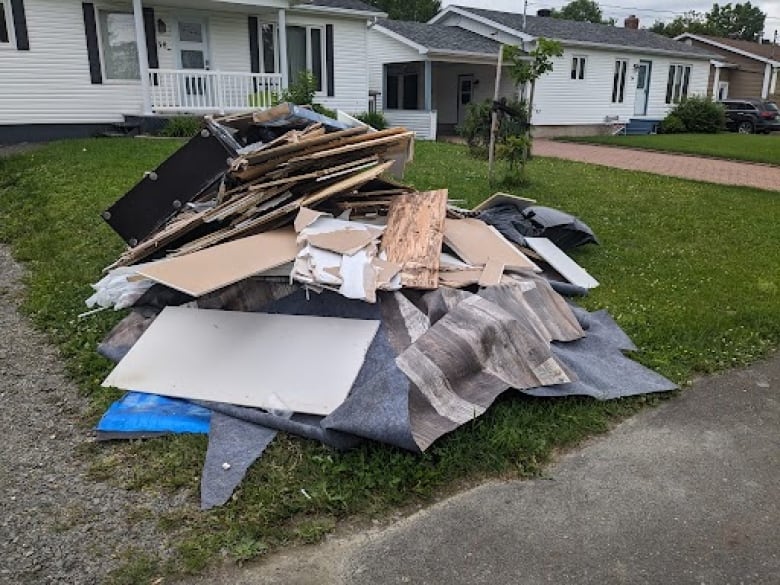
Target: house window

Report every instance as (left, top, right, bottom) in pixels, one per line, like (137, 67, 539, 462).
(665, 64, 691, 104)
(385, 64, 420, 110)
(571, 56, 586, 80)
(612, 59, 627, 103)
(260, 24, 327, 92)
(98, 11, 140, 80)
(259, 23, 277, 74)
(286, 25, 326, 91)
(0, 2, 12, 44)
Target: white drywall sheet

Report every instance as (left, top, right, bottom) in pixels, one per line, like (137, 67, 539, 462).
(102, 306, 380, 415)
(524, 237, 599, 289)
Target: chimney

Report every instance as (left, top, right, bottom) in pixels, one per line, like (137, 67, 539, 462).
(537, 8, 552, 17)
(624, 14, 639, 29)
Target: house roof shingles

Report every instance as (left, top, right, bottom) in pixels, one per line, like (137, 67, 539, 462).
(455, 7, 715, 58)
(378, 19, 501, 55)
(307, 0, 383, 14)
(694, 34, 780, 62)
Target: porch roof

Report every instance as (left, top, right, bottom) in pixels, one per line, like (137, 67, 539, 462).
(376, 19, 501, 58)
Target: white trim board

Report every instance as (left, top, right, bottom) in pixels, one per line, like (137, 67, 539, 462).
(524, 237, 599, 289)
(102, 306, 380, 416)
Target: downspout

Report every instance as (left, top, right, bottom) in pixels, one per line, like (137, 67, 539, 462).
(132, 0, 152, 115)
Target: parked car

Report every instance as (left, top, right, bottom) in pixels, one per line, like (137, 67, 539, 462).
(721, 99, 780, 134)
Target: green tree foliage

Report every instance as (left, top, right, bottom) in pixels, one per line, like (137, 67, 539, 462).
(651, 2, 766, 41)
(365, 0, 441, 22)
(706, 2, 766, 41)
(552, 0, 615, 25)
(649, 11, 710, 37)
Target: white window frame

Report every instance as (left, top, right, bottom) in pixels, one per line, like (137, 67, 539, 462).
(288, 24, 327, 94)
(666, 63, 692, 104)
(96, 8, 141, 84)
(0, 1, 15, 48)
(612, 59, 628, 103)
(258, 22, 279, 74)
(571, 55, 586, 80)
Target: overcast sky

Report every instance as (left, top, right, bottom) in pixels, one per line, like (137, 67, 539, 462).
(441, 0, 780, 39)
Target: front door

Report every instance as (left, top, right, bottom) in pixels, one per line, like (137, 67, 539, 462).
(633, 60, 651, 116)
(176, 19, 210, 105)
(457, 74, 475, 125)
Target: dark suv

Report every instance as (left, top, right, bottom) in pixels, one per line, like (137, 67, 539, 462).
(721, 99, 780, 134)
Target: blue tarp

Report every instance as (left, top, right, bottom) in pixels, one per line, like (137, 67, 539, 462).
(96, 392, 211, 436)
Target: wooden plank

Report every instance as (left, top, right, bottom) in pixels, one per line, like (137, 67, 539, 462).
(443, 218, 540, 272)
(478, 257, 505, 287)
(301, 160, 394, 207)
(380, 189, 447, 290)
(524, 237, 599, 289)
(136, 228, 298, 296)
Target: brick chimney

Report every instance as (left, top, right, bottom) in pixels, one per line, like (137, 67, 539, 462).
(624, 14, 639, 29)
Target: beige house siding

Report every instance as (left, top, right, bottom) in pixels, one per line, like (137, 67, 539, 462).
(688, 38, 768, 100)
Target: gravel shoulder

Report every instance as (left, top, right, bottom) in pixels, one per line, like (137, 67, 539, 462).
(0, 244, 180, 585)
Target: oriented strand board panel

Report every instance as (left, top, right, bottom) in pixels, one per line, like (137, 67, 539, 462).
(444, 218, 540, 272)
(380, 190, 448, 289)
(137, 228, 298, 296)
(524, 237, 599, 289)
(102, 307, 380, 416)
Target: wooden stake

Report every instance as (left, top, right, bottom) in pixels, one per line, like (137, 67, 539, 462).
(488, 45, 504, 182)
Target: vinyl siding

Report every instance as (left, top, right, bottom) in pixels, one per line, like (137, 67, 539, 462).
(0, 0, 143, 124)
(687, 38, 767, 99)
(532, 47, 710, 125)
(432, 62, 517, 125)
(0, 0, 370, 125)
(367, 28, 422, 112)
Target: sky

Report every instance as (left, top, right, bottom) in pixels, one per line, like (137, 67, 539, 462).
(441, 0, 780, 39)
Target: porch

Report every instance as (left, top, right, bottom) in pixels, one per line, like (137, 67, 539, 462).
(379, 60, 520, 141)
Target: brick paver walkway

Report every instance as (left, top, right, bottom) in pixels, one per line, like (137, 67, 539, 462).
(533, 139, 780, 192)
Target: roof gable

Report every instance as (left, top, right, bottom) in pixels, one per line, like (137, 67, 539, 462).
(375, 19, 501, 57)
(437, 6, 714, 59)
(677, 33, 780, 65)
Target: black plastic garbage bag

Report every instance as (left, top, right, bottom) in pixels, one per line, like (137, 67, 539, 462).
(479, 204, 599, 250)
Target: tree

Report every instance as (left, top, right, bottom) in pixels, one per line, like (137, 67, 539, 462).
(706, 2, 765, 41)
(365, 0, 441, 22)
(650, 2, 765, 41)
(552, 0, 615, 25)
(650, 11, 710, 37)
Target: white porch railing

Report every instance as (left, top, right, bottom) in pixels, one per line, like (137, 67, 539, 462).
(148, 69, 284, 114)
(383, 110, 438, 141)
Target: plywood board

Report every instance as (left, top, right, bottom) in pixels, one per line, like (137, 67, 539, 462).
(102, 306, 380, 416)
(524, 237, 599, 289)
(380, 190, 447, 289)
(443, 218, 540, 272)
(478, 258, 505, 287)
(137, 228, 298, 296)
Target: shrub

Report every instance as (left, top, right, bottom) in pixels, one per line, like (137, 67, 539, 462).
(354, 111, 388, 130)
(666, 96, 725, 133)
(281, 71, 318, 106)
(458, 98, 528, 157)
(248, 90, 279, 108)
(660, 114, 686, 134)
(158, 116, 202, 137)
(311, 103, 338, 120)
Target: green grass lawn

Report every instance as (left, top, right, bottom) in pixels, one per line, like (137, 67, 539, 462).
(561, 133, 780, 166)
(1, 138, 779, 583)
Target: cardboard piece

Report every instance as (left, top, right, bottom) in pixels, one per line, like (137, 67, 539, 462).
(137, 228, 298, 296)
(308, 229, 376, 256)
(472, 192, 537, 212)
(102, 306, 380, 416)
(443, 218, 540, 272)
(380, 190, 448, 289)
(478, 258, 505, 287)
(524, 237, 600, 289)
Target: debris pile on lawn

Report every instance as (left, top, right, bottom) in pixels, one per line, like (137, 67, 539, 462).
(88, 104, 676, 509)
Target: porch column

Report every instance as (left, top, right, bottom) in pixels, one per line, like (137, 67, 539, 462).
(278, 9, 289, 89)
(424, 59, 432, 111)
(711, 65, 721, 99)
(132, 0, 152, 115)
(761, 62, 772, 99)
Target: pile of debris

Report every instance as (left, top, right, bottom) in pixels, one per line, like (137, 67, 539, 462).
(88, 104, 675, 509)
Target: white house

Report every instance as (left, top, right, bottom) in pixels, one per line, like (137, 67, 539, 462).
(0, 0, 384, 143)
(369, 6, 717, 138)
